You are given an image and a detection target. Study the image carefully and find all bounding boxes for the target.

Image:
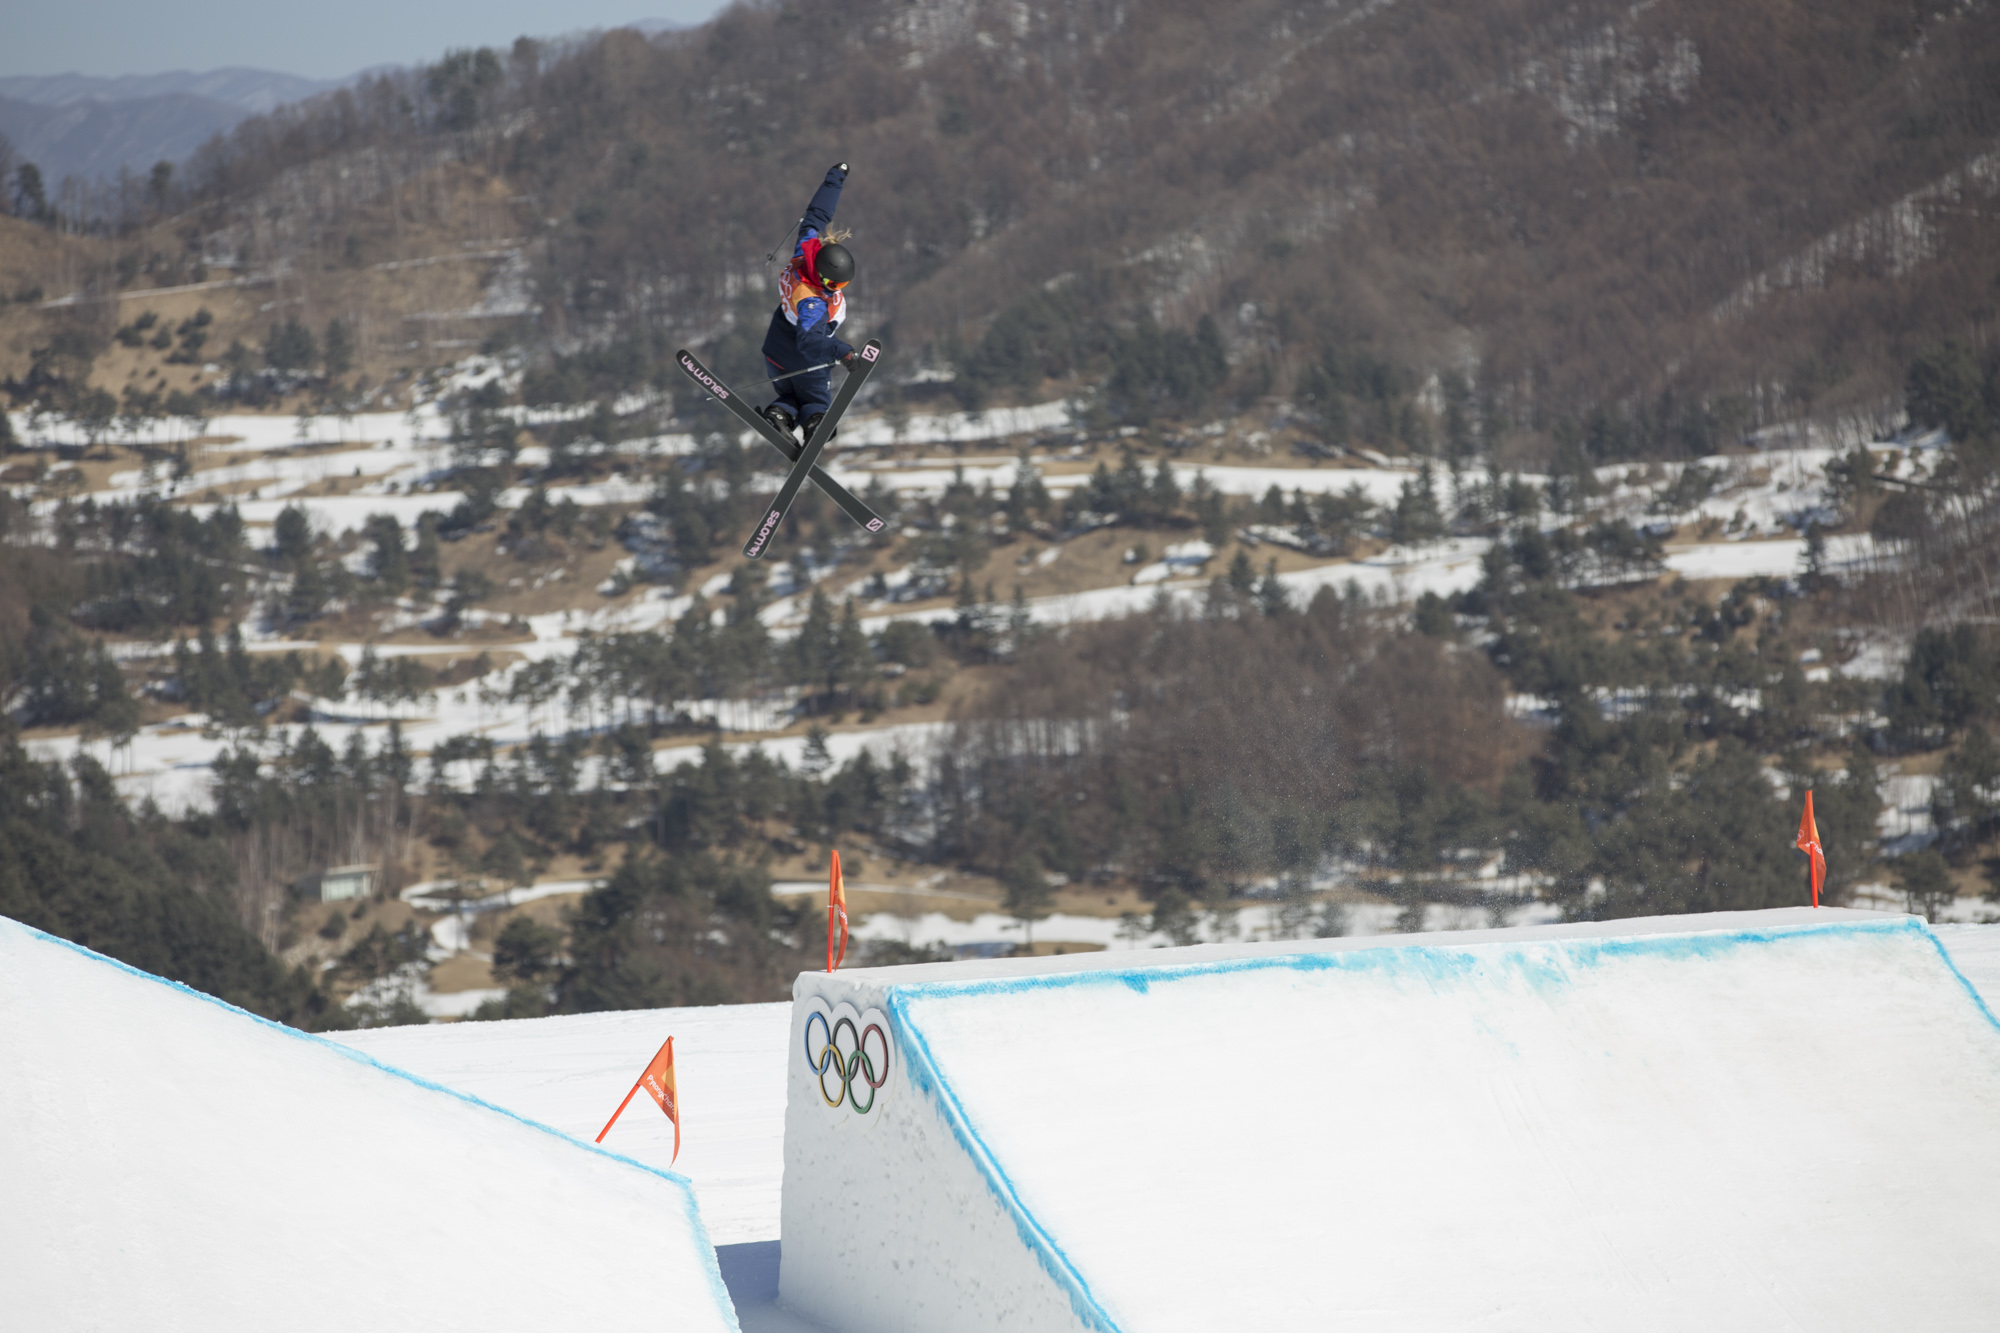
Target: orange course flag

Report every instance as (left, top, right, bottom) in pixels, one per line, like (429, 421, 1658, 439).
(828, 848, 849, 973)
(595, 1036, 680, 1164)
(1795, 791, 1827, 909)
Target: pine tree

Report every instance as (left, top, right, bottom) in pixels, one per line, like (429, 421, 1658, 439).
(1227, 547, 1257, 594)
(795, 588, 835, 703)
(1894, 849, 1956, 923)
(1003, 852, 1054, 949)
(1255, 559, 1291, 617)
(266, 317, 318, 373)
(833, 598, 871, 699)
(1390, 463, 1445, 546)
(493, 915, 563, 983)
(322, 318, 355, 377)
(801, 724, 834, 776)
(363, 514, 409, 597)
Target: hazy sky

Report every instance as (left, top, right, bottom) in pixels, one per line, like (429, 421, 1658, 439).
(2, 0, 734, 81)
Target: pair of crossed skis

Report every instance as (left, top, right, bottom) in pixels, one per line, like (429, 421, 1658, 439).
(675, 341, 885, 559)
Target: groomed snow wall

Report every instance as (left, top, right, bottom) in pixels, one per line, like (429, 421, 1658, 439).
(778, 907, 2000, 1333)
(0, 916, 740, 1332)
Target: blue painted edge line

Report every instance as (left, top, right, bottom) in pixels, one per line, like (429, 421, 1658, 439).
(2, 914, 742, 1333)
(890, 916, 1931, 1006)
(887, 991, 1123, 1333)
(1918, 927, 2000, 1035)
(884, 914, 2000, 1333)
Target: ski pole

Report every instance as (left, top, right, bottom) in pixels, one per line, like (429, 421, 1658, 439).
(767, 360, 840, 385)
(764, 211, 807, 268)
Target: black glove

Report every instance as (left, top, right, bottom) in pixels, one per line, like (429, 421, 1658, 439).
(839, 350, 859, 368)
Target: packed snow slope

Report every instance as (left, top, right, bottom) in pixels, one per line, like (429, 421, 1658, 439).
(0, 916, 739, 1333)
(336, 1002, 791, 1245)
(782, 908, 2000, 1333)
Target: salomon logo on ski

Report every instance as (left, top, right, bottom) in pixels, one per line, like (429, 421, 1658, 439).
(677, 352, 729, 399)
(747, 509, 785, 558)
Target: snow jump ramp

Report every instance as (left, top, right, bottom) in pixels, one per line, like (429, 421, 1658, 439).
(779, 907, 2000, 1332)
(0, 916, 739, 1331)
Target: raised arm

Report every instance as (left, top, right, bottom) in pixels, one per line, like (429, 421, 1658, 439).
(796, 162, 848, 250)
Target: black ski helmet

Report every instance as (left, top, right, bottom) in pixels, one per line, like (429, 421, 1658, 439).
(815, 242, 855, 288)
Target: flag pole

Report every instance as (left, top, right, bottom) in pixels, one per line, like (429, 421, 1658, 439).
(1808, 790, 1819, 909)
(1795, 790, 1824, 909)
(596, 1035, 673, 1143)
(827, 847, 847, 972)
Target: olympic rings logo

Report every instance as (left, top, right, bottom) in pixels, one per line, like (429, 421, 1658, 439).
(803, 1008, 891, 1114)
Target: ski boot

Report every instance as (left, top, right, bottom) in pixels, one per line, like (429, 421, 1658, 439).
(801, 411, 836, 444)
(760, 403, 800, 443)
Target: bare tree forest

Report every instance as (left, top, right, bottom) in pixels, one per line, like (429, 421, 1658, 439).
(18, 0, 1993, 459)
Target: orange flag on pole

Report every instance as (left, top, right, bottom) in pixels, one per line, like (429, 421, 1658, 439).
(828, 848, 848, 973)
(1795, 791, 1826, 909)
(595, 1035, 680, 1164)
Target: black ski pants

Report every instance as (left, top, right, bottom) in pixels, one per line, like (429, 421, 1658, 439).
(761, 308, 834, 419)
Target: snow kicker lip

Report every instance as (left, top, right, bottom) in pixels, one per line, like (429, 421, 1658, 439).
(883, 991, 1120, 1333)
(796, 909, 2000, 1333)
(1, 915, 743, 1331)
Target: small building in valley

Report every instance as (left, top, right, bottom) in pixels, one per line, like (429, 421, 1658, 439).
(317, 865, 376, 903)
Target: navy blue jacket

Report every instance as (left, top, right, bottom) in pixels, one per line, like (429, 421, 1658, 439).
(774, 164, 854, 367)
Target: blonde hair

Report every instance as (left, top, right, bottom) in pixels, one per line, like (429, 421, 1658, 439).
(822, 225, 853, 244)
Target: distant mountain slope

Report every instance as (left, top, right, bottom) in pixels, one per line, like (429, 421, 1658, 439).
(0, 67, 342, 115)
(0, 66, 361, 182)
(0, 92, 252, 182)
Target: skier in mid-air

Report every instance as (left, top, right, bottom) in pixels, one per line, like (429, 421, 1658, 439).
(761, 163, 859, 445)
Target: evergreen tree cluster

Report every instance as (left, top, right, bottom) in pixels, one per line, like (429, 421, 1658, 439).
(48, 497, 250, 633)
(7, 612, 138, 737)
(0, 737, 340, 1026)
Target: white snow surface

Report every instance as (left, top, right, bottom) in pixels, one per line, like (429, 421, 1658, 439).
(840, 400, 1073, 446)
(1661, 533, 1872, 582)
(857, 536, 1495, 636)
(836, 455, 1447, 505)
(1932, 923, 2000, 999)
(278, 921, 2000, 1273)
(16, 908, 1986, 1328)
(782, 909, 2000, 1333)
(1879, 772, 1942, 849)
(336, 1002, 792, 1246)
(26, 669, 946, 820)
(0, 916, 739, 1332)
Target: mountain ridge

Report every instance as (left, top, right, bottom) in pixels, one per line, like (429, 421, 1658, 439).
(0, 67, 348, 115)
(0, 65, 379, 185)
(0, 92, 252, 184)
